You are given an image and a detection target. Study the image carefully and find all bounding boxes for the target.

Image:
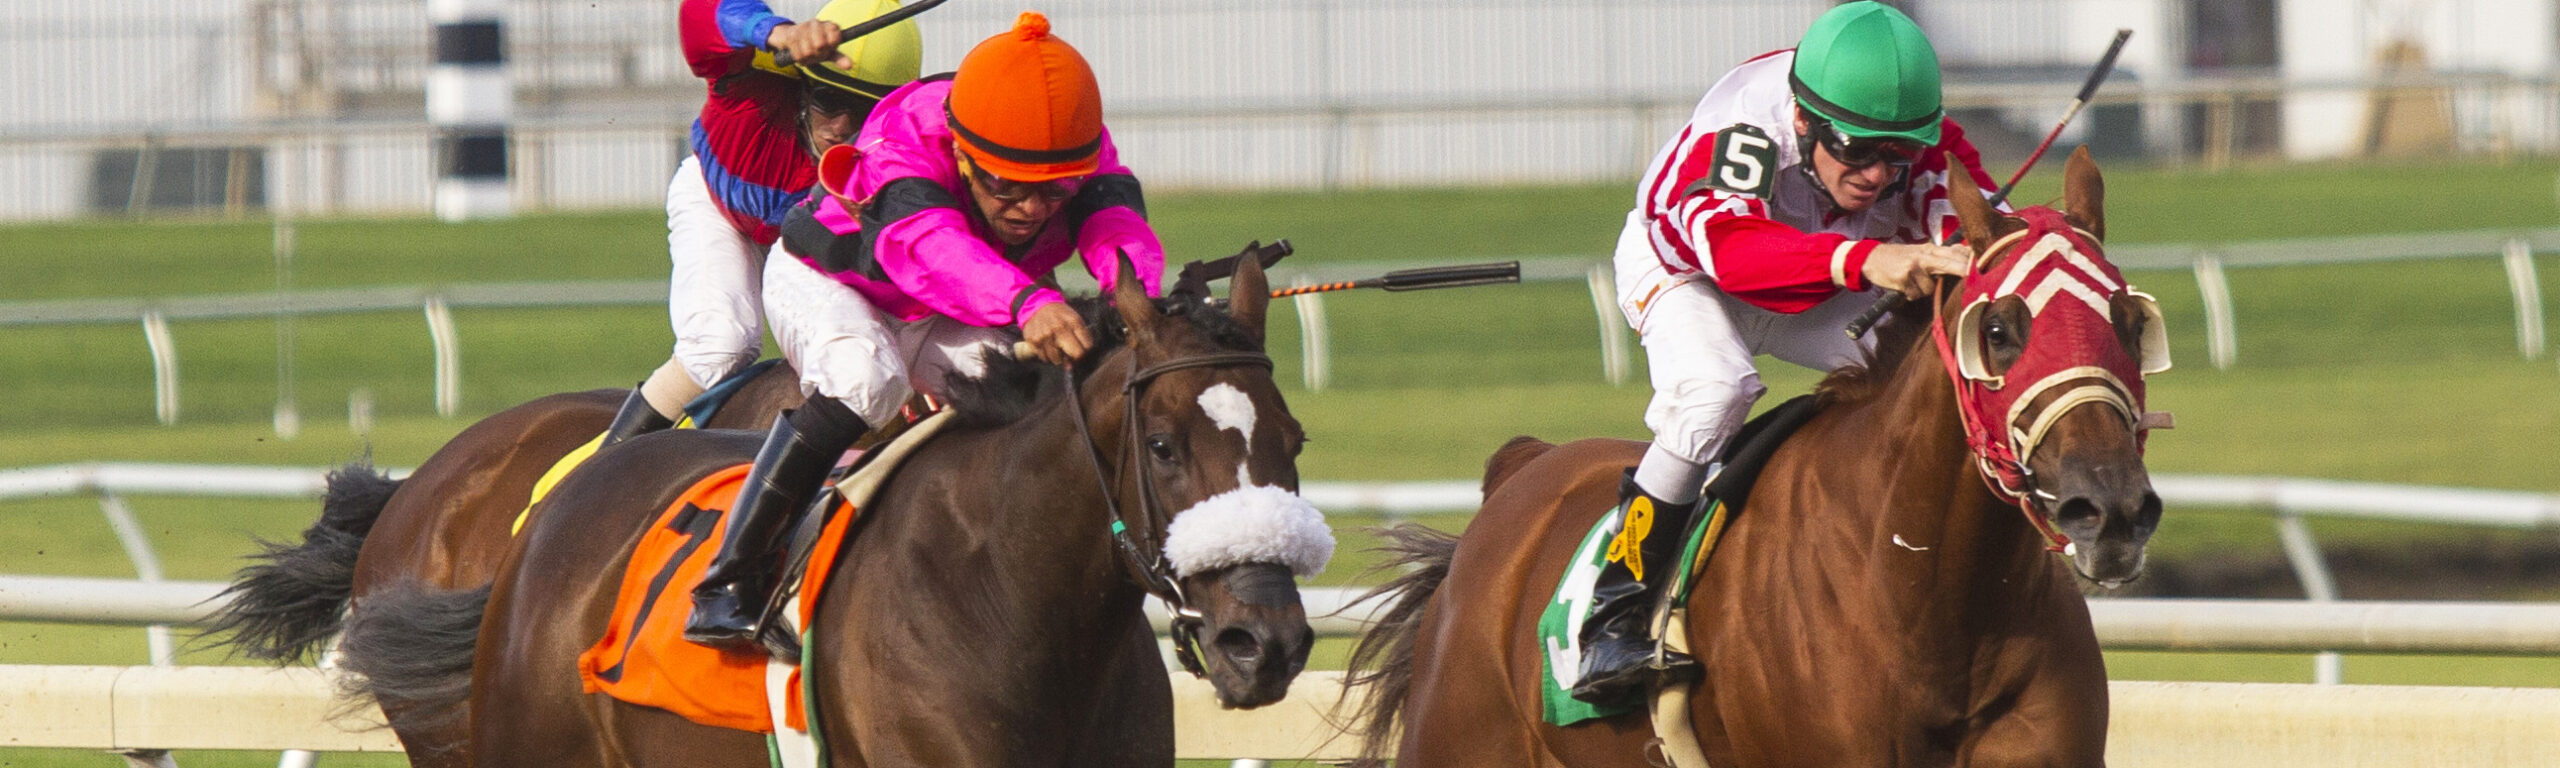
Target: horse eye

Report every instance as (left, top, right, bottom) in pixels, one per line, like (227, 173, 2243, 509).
(1145, 434, 1177, 462)
(1984, 317, 2012, 347)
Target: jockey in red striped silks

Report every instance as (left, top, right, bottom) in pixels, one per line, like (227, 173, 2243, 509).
(1573, 1, 2001, 706)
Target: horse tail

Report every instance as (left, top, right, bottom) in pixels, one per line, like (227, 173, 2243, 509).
(1339, 523, 1463, 766)
(203, 461, 402, 664)
(1481, 435, 1555, 498)
(335, 580, 490, 733)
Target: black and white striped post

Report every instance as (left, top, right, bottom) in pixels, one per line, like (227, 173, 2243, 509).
(428, 0, 512, 220)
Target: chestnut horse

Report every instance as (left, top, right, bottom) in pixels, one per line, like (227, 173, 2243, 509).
(206, 360, 799, 765)
(1348, 148, 2166, 767)
(339, 257, 1324, 766)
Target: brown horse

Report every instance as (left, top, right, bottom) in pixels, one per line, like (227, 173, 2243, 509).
(339, 256, 1323, 766)
(1347, 148, 2165, 767)
(205, 360, 799, 765)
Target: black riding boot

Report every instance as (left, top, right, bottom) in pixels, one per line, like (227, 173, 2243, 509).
(682, 398, 865, 653)
(598, 386, 675, 449)
(1569, 469, 1703, 706)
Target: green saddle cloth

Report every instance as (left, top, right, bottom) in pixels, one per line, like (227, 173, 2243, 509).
(1534, 395, 1820, 726)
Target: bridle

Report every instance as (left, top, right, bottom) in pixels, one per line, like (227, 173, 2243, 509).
(1928, 209, 2165, 551)
(1058, 345, 1274, 678)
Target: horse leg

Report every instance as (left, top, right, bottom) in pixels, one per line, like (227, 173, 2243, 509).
(466, 559, 616, 768)
(1062, 618, 1174, 768)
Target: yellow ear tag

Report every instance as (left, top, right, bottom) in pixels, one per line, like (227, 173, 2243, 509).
(1605, 496, 1655, 581)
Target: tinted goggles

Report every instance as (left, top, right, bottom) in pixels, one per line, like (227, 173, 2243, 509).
(803, 83, 868, 119)
(1808, 120, 1925, 168)
(961, 157, 1078, 204)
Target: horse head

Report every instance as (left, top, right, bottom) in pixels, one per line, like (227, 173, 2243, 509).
(1941, 147, 2170, 587)
(1100, 254, 1326, 708)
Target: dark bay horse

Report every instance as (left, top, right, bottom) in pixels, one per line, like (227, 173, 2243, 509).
(1348, 148, 2167, 767)
(341, 256, 1324, 766)
(206, 359, 799, 765)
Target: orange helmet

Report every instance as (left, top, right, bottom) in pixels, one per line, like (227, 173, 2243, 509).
(947, 12, 1103, 182)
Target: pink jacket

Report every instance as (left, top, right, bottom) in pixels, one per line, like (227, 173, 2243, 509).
(779, 78, 1164, 327)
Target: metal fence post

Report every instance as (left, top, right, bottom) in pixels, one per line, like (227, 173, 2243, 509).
(2503, 238, 2544, 360)
(2194, 253, 2237, 370)
(143, 310, 179, 425)
(425, 296, 461, 416)
(2271, 510, 2343, 685)
(1587, 262, 1630, 385)
(1290, 277, 1331, 391)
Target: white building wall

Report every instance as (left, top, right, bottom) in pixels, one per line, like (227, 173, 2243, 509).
(0, 0, 2553, 220)
(2281, 0, 2560, 159)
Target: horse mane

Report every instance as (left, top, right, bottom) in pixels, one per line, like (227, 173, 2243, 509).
(935, 291, 1265, 429)
(1811, 289, 1938, 409)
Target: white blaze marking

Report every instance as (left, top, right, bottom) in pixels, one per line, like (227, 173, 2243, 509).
(1198, 383, 1258, 452)
(1892, 534, 1931, 552)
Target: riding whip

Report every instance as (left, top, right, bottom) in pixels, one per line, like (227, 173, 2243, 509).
(1266, 261, 1522, 298)
(771, 0, 951, 67)
(1844, 27, 2133, 340)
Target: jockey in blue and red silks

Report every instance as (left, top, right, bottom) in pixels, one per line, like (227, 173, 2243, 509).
(681, 12, 1165, 652)
(1573, 1, 2005, 706)
(598, 0, 924, 447)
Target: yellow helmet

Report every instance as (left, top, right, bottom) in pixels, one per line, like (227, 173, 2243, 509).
(799, 0, 923, 103)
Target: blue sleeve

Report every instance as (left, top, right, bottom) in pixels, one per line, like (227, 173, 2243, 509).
(714, 0, 787, 50)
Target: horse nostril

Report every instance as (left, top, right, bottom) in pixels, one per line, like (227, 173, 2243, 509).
(2053, 497, 2100, 529)
(1215, 627, 1263, 666)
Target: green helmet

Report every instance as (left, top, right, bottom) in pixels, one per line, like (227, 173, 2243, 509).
(1789, 1, 1943, 145)
(802, 0, 923, 103)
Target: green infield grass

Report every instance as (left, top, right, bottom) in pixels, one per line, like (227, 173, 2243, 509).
(4, 159, 2560, 765)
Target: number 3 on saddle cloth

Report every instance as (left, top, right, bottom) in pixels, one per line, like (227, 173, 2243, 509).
(572, 397, 952, 743)
(1537, 395, 1821, 727)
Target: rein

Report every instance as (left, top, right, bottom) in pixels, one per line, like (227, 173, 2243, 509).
(1058, 347, 1275, 678)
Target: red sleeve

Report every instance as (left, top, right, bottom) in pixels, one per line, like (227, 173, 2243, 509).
(1648, 184, 1872, 314)
(1701, 212, 1874, 313)
(679, 0, 781, 81)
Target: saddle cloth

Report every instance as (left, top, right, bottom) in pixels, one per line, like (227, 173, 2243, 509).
(1536, 395, 1819, 727)
(575, 406, 955, 735)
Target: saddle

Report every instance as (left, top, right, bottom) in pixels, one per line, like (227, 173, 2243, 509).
(574, 400, 954, 741)
(511, 359, 787, 536)
(1537, 395, 1820, 727)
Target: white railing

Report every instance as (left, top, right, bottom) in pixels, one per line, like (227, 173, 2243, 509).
(10, 665, 2556, 765)
(12, 573, 2560, 657)
(8, 463, 2558, 615)
(3, 226, 2551, 413)
(10, 465, 2558, 765)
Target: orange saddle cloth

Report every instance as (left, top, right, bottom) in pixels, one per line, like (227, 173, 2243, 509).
(575, 464, 860, 733)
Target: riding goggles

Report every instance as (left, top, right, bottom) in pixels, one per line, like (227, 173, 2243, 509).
(961, 155, 1079, 204)
(1808, 119, 1925, 169)
(803, 81, 870, 119)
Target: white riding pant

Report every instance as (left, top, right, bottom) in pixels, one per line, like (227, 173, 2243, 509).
(762, 248, 1016, 428)
(664, 155, 768, 393)
(1612, 210, 1879, 475)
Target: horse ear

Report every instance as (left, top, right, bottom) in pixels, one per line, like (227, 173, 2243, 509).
(1228, 251, 1269, 344)
(1111, 250, 1161, 351)
(1947, 160, 2001, 259)
(2061, 145, 2105, 242)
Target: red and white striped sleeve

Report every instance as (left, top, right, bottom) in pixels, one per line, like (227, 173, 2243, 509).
(1640, 125, 1872, 315)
